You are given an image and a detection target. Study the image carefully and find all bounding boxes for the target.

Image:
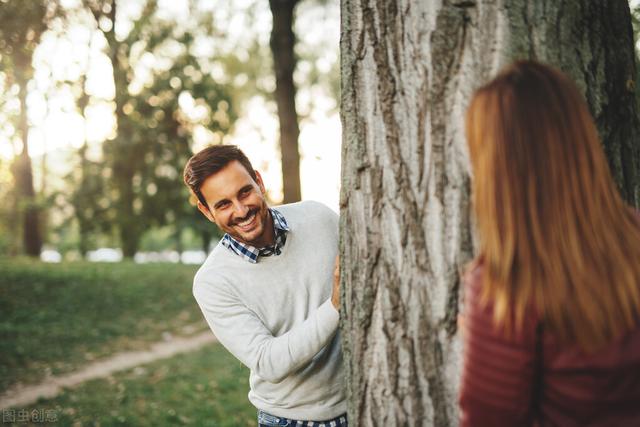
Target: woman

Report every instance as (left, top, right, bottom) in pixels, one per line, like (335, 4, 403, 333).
(459, 60, 640, 426)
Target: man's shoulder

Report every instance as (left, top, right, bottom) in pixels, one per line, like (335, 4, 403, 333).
(193, 245, 238, 295)
(275, 200, 338, 223)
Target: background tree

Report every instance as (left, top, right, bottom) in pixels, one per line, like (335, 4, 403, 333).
(83, 0, 153, 258)
(340, 1, 640, 425)
(0, 0, 57, 256)
(269, 0, 302, 203)
(82, 0, 235, 257)
(69, 70, 105, 258)
(0, 70, 21, 255)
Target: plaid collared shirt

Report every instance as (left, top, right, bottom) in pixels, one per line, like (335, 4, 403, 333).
(258, 410, 348, 427)
(220, 208, 289, 263)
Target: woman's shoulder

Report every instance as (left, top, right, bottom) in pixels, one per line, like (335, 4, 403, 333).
(462, 256, 540, 344)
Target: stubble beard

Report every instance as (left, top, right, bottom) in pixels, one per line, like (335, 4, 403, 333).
(227, 204, 271, 247)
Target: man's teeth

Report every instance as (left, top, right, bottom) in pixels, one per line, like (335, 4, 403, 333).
(237, 213, 255, 227)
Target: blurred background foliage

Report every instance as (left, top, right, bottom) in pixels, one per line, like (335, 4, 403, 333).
(0, 1, 339, 421)
(0, 0, 339, 261)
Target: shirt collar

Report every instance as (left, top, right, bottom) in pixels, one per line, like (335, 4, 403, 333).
(220, 208, 289, 263)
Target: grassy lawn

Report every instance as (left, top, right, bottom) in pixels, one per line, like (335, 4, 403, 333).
(12, 343, 255, 426)
(0, 258, 206, 392)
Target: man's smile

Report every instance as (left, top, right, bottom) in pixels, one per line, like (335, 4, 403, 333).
(233, 209, 259, 231)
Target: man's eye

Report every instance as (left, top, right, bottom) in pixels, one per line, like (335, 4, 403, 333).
(217, 201, 230, 209)
(240, 188, 251, 197)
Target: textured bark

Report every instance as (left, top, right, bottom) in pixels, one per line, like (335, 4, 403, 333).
(504, 0, 640, 206)
(15, 74, 42, 257)
(340, 0, 640, 425)
(269, 0, 302, 203)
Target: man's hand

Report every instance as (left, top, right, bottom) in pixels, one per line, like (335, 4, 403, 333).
(331, 256, 340, 309)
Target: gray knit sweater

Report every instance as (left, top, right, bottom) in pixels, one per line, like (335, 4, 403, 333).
(193, 200, 345, 421)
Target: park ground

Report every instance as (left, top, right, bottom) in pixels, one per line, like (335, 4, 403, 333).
(0, 259, 255, 426)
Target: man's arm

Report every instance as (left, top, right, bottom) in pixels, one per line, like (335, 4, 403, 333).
(194, 272, 340, 384)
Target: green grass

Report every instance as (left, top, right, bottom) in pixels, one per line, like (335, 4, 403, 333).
(0, 258, 206, 392)
(14, 343, 255, 426)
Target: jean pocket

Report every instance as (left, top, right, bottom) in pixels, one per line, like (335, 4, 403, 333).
(257, 409, 290, 426)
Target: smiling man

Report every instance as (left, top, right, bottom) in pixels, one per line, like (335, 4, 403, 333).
(183, 145, 346, 427)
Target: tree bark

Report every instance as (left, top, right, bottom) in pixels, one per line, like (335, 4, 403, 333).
(340, 0, 640, 425)
(504, 0, 640, 207)
(15, 74, 42, 257)
(269, 0, 302, 203)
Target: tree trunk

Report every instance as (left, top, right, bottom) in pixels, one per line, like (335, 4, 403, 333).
(15, 74, 42, 257)
(77, 80, 90, 259)
(77, 141, 90, 258)
(340, 0, 640, 425)
(505, 1, 640, 207)
(88, 0, 142, 258)
(106, 0, 138, 258)
(116, 167, 138, 258)
(269, 0, 302, 203)
(201, 229, 212, 255)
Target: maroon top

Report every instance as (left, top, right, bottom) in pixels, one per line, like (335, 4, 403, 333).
(459, 263, 640, 427)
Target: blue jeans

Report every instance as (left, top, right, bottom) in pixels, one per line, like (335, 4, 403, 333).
(257, 409, 348, 427)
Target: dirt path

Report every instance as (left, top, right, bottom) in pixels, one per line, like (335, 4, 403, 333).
(0, 330, 217, 410)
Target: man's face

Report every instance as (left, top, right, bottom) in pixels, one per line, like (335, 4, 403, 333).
(197, 160, 273, 247)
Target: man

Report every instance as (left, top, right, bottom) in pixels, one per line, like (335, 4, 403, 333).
(183, 145, 346, 426)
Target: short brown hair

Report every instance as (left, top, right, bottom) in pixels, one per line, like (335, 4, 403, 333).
(183, 145, 257, 209)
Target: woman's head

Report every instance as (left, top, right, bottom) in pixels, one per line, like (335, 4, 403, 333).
(466, 60, 640, 350)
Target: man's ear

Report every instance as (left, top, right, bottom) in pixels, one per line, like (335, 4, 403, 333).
(254, 171, 266, 194)
(197, 201, 216, 224)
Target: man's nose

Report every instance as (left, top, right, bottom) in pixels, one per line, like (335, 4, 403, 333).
(232, 201, 249, 217)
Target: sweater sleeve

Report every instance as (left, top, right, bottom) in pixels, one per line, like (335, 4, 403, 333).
(458, 265, 540, 427)
(193, 277, 340, 384)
